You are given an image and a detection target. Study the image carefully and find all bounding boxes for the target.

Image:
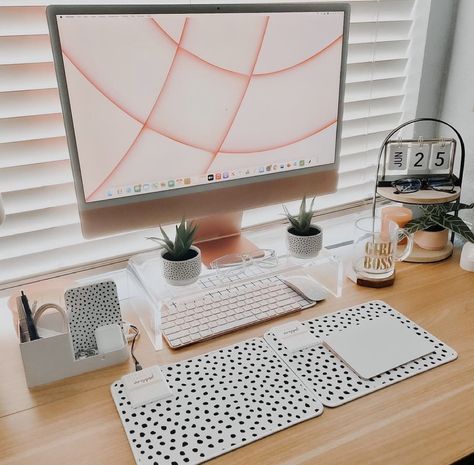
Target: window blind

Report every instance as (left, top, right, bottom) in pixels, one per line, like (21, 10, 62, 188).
(0, 0, 429, 285)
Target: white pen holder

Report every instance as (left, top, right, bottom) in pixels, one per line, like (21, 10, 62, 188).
(17, 298, 129, 388)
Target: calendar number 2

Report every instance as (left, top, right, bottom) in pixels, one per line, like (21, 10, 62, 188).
(408, 144, 429, 172)
(414, 152, 424, 167)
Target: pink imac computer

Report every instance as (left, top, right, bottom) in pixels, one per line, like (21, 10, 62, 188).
(47, 3, 349, 259)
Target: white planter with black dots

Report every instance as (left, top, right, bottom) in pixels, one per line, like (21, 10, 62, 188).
(161, 245, 202, 286)
(286, 225, 323, 259)
(283, 196, 323, 259)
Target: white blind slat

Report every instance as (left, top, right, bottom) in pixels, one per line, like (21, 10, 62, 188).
(0, 204, 78, 238)
(0, 34, 52, 65)
(346, 58, 407, 84)
(341, 112, 402, 139)
(343, 95, 404, 121)
(0, 137, 68, 169)
(339, 148, 378, 172)
(0, 160, 72, 192)
(347, 40, 409, 64)
(2, 183, 76, 215)
(0, 7, 48, 37)
(349, 20, 412, 44)
(345, 77, 406, 102)
(0, 63, 57, 92)
(0, 113, 64, 144)
(0, 224, 84, 261)
(340, 129, 390, 157)
(350, 0, 414, 22)
(0, 88, 60, 119)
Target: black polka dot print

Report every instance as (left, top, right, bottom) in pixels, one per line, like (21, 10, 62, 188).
(65, 281, 122, 357)
(111, 338, 323, 465)
(265, 300, 458, 407)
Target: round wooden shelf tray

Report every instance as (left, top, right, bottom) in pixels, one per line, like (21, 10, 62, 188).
(377, 186, 461, 205)
(404, 242, 453, 263)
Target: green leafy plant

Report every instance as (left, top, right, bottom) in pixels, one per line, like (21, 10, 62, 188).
(283, 195, 318, 236)
(147, 218, 199, 261)
(404, 202, 474, 243)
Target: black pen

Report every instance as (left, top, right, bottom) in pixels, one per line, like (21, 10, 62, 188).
(21, 291, 40, 341)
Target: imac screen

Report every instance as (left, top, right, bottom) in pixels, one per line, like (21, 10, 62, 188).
(55, 10, 345, 202)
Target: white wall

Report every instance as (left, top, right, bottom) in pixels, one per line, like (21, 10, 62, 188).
(441, 0, 474, 207)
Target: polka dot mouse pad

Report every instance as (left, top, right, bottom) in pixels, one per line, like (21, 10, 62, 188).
(264, 300, 458, 407)
(65, 280, 122, 357)
(111, 338, 323, 465)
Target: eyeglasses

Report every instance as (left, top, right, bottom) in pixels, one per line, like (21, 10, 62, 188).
(210, 249, 278, 276)
(391, 177, 455, 194)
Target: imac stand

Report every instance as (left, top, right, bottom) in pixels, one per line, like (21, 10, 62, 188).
(192, 211, 258, 266)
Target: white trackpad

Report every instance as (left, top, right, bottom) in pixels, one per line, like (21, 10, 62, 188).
(323, 314, 435, 379)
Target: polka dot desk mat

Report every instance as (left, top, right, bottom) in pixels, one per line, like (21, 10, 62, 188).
(264, 300, 458, 407)
(111, 337, 323, 465)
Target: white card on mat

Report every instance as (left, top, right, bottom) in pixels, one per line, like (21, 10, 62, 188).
(323, 315, 435, 379)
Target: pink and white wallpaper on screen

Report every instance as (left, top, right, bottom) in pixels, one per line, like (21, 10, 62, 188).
(57, 13, 344, 202)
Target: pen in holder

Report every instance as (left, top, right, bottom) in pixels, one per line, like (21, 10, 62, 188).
(17, 280, 129, 388)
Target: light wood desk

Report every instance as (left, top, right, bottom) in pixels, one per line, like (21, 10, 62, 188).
(1, 250, 473, 465)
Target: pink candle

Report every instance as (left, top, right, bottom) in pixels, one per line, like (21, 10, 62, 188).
(381, 206, 413, 243)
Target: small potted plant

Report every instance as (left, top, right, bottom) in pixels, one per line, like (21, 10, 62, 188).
(404, 202, 474, 251)
(148, 218, 201, 286)
(283, 196, 323, 258)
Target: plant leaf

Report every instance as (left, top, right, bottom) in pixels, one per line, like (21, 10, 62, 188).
(404, 216, 435, 234)
(458, 202, 474, 211)
(298, 195, 307, 222)
(146, 236, 172, 253)
(433, 214, 474, 242)
(159, 225, 172, 245)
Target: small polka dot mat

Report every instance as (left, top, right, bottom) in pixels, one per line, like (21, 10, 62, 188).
(65, 280, 122, 357)
(264, 300, 457, 407)
(111, 338, 323, 465)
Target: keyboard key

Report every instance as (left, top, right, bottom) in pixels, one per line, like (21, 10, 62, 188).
(212, 317, 255, 334)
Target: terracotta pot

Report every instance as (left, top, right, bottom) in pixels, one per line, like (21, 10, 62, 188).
(414, 228, 449, 251)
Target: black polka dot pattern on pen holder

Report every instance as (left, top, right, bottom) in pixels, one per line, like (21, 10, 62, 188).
(65, 280, 122, 357)
(111, 338, 323, 465)
(264, 300, 458, 407)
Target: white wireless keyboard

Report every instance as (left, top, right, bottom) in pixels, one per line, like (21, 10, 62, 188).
(161, 275, 316, 349)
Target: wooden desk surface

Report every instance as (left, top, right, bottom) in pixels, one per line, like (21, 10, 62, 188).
(1, 252, 473, 465)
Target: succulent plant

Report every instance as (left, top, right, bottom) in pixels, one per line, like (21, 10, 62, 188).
(404, 202, 474, 242)
(147, 218, 199, 261)
(283, 195, 318, 236)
